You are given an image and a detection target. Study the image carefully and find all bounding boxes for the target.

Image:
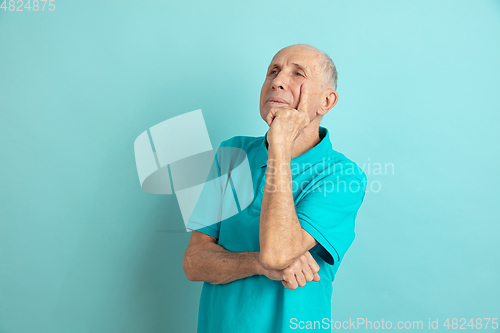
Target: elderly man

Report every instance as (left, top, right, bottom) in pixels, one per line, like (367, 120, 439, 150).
(183, 44, 367, 333)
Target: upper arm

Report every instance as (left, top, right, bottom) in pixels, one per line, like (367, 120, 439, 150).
(295, 175, 367, 266)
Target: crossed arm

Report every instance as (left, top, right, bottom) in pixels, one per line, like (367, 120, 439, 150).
(183, 143, 322, 289)
(183, 231, 320, 289)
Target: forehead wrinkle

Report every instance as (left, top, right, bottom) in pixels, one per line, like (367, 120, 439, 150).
(291, 62, 306, 71)
(269, 49, 323, 78)
(268, 61, 308, 71)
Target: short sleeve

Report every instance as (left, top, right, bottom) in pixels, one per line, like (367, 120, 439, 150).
(185, 146, 224, 239)
(185, 140, 241, 240)
(295, 174, 367, 266)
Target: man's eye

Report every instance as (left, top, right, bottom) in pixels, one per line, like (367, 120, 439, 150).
(296, 72, 304, 77)
(270, 70, 278, 75)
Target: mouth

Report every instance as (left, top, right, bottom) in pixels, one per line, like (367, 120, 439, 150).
(267, 97, 289, 106)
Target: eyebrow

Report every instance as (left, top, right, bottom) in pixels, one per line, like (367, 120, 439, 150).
(291, 63, 306, 71)
(269, 62, 308, 73)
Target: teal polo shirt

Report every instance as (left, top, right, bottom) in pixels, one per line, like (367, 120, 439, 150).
(186, 126, 367, 333)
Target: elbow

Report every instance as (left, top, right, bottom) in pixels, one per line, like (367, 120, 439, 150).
(183, 247, 222, 284)
(259, 251, 290, 270)
(182, 251, 197, 281)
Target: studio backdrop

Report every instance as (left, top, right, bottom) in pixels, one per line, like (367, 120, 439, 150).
(0, 1, 499, 332)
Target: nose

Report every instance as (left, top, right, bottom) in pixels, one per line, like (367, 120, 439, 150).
(271, 72, 287, 91)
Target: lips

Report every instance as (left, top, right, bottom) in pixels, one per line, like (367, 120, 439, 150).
(267, 96, 288, 105)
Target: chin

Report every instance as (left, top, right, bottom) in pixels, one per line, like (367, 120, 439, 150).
(259, 111, 268, 122)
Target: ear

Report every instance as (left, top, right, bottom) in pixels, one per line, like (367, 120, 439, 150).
(317, 89, 338, 116)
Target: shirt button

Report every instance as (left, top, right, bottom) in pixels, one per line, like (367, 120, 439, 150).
(260, 187, 265, 193)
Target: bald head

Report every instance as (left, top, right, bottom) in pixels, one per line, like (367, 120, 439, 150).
(260, 43, 339, 124)
(278, 44, 337, 91)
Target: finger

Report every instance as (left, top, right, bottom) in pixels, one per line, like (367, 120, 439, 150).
(297, 84, 309, 113)
(302, 265, 314, 282)
(313, 272, 321, 282)
(265, 108, 276, 126)
(265, 107, 282, 127)
(305, 251, 320, 273)
(286, 278, 298, 289)
(298, 254, 314, 282)
(295, 272, 307, 288)
(283, 272, 299, 289)
(282, 271, 295, 287)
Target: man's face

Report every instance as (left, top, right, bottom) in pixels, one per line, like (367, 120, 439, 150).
(259, 45, 325, 124)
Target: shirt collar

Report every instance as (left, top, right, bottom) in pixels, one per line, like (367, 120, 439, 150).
(255, 126, 333, 169)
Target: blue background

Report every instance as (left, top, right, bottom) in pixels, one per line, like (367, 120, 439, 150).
(1, 1, 499, 332)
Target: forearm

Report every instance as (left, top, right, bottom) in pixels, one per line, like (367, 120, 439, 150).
(184, 241, 263, 284)
(259, 146, 307, 268)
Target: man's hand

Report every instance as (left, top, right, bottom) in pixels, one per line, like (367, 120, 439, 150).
(259, 251, 321, 289)
(265, 84, 311, 153)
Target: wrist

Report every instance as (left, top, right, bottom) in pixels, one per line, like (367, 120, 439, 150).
(268, 142, 292, 156)
(267, 147, 292, 165)
(253, 253, 265, 276)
